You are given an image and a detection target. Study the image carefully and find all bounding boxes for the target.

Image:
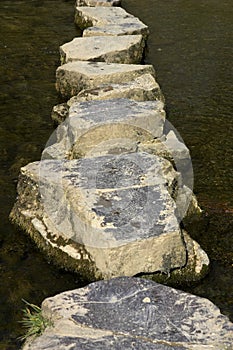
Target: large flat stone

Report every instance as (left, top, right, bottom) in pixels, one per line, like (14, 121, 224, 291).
(83, 22, 149, 38)
(11, 152, 188, 279)
(76, 0, 121, 6)
(56, 61, 155, 98)
(23, 277, 233, 350)
(75, 6, 148, 37)
(44, 98, 165, 159)
(60, 35, 144, 64)
(52, 74, 164, 123)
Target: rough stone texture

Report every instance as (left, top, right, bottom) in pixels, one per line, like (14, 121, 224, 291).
(45, 98, 165, 159)
(56, 61, 155, 99)
(23, 277, 233, 350)
(83, 23, 149, 38)
(75, 6, 148, 39)
(76, 0, 121, 6)
(10, 153, 190, 279)
(51, 74, 164, 123)
(60, 35, 144, 64)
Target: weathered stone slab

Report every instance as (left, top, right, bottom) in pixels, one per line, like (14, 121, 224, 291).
(75, 6, 148, 39)
(11, 153, 189, 279)
(83, 22, 149, 38)
(23, 277, 233, 350)
(60, 35, 144, 64)
(52, 74, 164, 123)
(56, 61, 155, 98)
(44, 98, 165, 159)
(76, 0, 121, 6)
(10, 151, 209, 281)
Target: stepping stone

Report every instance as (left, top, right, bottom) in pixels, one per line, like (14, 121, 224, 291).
(56, 61, 155, 98)
(22, 277, 233, 350)
(60, 35, 145, 64)
(76, 0, 121, 6)
(52, 74, 164, 123)
(83, 22, 149, 38)
(75, 6, 148, 38)
(44, 98, 165, 160)
(11, 153, 187, 279)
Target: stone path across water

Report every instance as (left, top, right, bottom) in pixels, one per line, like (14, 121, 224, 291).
(10, 0, 233, 347)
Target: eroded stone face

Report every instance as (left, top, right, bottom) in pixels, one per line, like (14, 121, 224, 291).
(23, 277, 233, 350)
(45, 98, 165, 160)
(83, 22, 149, 38)
(60, 35, 145, 64)
(52, 74, 164, 124)
(75, 6, 148, 32)
(12, 152, 187, 279)
(56, 61, 155, 98)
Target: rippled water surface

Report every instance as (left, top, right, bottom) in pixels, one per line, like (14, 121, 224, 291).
(0, 0, 233, 348)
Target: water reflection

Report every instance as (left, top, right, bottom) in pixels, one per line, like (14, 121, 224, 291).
(0, 0, 233, 348)
(0, 1, 82, 348)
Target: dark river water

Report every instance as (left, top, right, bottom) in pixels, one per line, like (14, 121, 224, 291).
(0, 0, 232, 348)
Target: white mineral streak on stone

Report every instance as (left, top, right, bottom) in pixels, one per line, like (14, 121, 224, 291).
(60, 35, 144, 64)
(56, 61, 155, 98)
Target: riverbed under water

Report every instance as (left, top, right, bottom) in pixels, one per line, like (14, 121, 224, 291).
(0, 0, 232, 348)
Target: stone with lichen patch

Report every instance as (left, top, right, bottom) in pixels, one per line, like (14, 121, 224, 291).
(22, 277, 233, 350)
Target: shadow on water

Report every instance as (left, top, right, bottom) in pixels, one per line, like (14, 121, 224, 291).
(0, 0, 233, 348)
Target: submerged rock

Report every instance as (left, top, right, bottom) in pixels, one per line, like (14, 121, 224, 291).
(60, 35, 145, 64)
(22, 277, 233, 350)
(56, 61, 155, 98)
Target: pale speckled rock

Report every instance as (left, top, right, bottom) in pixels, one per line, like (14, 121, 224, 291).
(44, 98, 165, 160)
(83, 22, 149, 38)
(56, 61, 155, 98)
(60, 35, 145, 64)
(22, 277, 233, 350)
(76, 0, 121, 6)
(52, 74, 164, 123)
(11, 153, 189, 279)
(75, 6, 148, 37)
